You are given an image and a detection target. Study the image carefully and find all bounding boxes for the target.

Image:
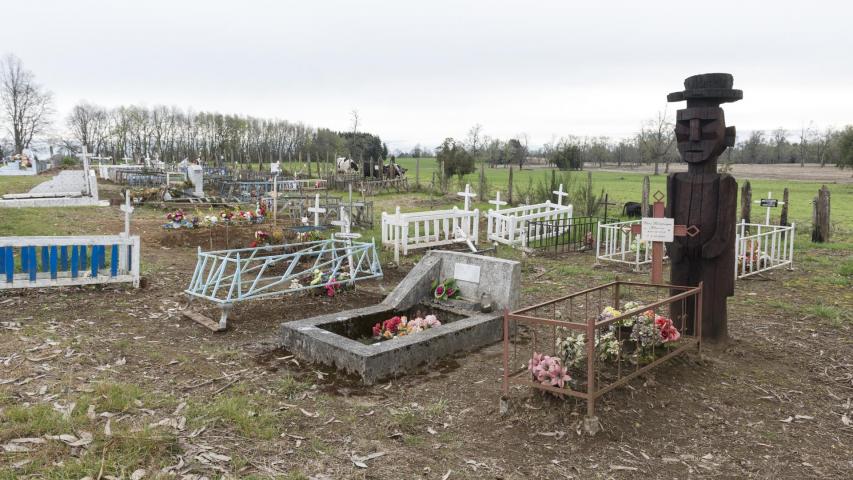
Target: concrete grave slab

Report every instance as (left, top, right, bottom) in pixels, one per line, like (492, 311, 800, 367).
(281, 250, 520, 384)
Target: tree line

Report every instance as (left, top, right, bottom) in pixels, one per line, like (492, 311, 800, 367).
(421, 114, 853, 176)
(0, 54, 388, 166)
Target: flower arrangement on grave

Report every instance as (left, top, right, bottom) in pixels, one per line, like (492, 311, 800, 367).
(556, 328, 623, 369)
(323, 277, 340, 297)
(629, 309, 681, 348)
(248, 230, 270, 248)
(372, 314, 441, 340)
(166, 209, 185, 223)
(432, 278, 460, 301)
(163, 209, 197, 229)
(736, 239, 769, 275)
(296, 229, 324, 242)
(629, 237, 648, 254)
(528, 352, 571, 390)
(308, 268, 348, 297)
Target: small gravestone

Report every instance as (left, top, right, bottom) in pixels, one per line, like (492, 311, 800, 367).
(187, 164, 204, 197)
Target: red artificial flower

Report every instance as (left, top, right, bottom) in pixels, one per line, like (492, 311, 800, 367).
(372, 323, 382, 337)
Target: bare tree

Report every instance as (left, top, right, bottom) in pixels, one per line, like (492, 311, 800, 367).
(66, 102, 107, 153)
(799, 122, 813, 167)
(350, 109, 360, 134)
(638, 109, 674, 175)
(772, 127, 787, 165)
(0, 54, 54, 153)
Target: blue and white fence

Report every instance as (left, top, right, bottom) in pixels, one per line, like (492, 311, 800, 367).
(0, 235, 140, 289)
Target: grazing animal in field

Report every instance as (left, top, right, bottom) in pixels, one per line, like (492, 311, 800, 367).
(623, 201, 647, 218)
(383, 163, 407, 178)
(336, 157, 359, 174)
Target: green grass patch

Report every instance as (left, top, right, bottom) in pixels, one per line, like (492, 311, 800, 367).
(274, 374, 310, 399)
(187, 392, 281, 440)
(0, 175, 46, 195)
(807, 303, 850, 327)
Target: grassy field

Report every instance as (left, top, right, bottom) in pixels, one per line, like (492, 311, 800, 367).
(222, 157, 852, 236)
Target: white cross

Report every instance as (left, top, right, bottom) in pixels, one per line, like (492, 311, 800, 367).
(457, 184, 477, 211)
(489, 191, 507, 211)
(120, 190, 134, 237)
(80, 146, 94, 197)
(553, 183, 569, 206)
(332, 207, 361, 240)
(307, 193, 326, 227)
(754, 191, 785, 225)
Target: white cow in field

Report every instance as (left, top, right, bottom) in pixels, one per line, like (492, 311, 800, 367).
(336, 157, 359, 174)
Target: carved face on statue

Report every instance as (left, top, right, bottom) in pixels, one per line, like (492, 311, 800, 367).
(674, 107, 737, 164)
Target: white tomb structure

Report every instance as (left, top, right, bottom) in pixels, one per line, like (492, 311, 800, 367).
(0, 147, 109, 208)
(381, 184, 480, 263)
(486, 184, 573, 248)
(186, 164, 205, 196)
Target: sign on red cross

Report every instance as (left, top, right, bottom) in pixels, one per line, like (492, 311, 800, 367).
(629, 191, 699, 284)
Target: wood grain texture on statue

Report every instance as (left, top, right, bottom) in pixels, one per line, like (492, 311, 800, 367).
(666, 73, 742, 341)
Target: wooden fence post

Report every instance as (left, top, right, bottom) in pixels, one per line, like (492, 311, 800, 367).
(508, 166, 514, 206)
(780, 187, 790, 226)
(811, 185, 831, 242)
(740, 180, 752, 223)
(478, 162, 487, 201)
(641, 176, 650, 217)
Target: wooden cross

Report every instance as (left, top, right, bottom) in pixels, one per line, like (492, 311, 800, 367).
(552, 183, 569, 206)
(307, 193, 326, 227)
(457, 184, 476, 211)
(754, 191, 785, 225)
(120, 190, 134, 237)
(332, 207, 361, 240)
(597, 193, 616, 221)
(489, 191, 507, 211)
(629, 191, 699, 284)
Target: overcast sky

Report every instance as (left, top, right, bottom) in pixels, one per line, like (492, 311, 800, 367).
(2, 0, 851, 150)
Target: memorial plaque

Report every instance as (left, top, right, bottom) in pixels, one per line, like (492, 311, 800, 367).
(640, 217, 675, 242)
(759, 198, 778, 208)
(454, 263, 481, 284)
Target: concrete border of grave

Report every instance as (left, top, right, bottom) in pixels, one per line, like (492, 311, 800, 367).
(280, 250, 521, 384)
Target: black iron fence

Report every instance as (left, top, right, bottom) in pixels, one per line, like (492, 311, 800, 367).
(525, 216, 617, 254)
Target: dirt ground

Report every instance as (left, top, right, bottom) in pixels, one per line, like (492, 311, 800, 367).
(1, 182, 851, 479)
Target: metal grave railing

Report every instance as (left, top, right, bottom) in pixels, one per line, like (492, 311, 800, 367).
(735, 220, 795, 280)
(595, 219, 656, 270)
(185, 238, 383, 327)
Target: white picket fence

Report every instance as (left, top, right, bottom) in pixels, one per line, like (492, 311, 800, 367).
(381, 206, 479, 262)
(595, 219, 654, 270)
(735, 220, 795, 280)
(0, 235, 140, 289)
(487, 201, 573, 248)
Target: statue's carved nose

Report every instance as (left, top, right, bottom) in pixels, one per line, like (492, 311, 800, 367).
(689, 118, 701, 142)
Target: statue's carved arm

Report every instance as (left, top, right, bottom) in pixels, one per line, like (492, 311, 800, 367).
(666, 174, 684, 262)
(701, 175, 737, 259)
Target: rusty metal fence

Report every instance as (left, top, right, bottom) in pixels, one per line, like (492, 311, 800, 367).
(502, 281, 702, 420)
(525, 216, 617, 254)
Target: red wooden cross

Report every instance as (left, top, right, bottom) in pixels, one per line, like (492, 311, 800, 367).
(629, 191, 699, 284)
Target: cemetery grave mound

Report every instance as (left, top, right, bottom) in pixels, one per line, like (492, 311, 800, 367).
(319, 302, 468, 345)
(281, 250, 520, 384)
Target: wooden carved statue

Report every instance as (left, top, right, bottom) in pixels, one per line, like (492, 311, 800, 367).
(666, 73, 741, 341)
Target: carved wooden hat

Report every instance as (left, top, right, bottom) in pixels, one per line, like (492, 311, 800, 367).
(667, 73, 743, 104)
